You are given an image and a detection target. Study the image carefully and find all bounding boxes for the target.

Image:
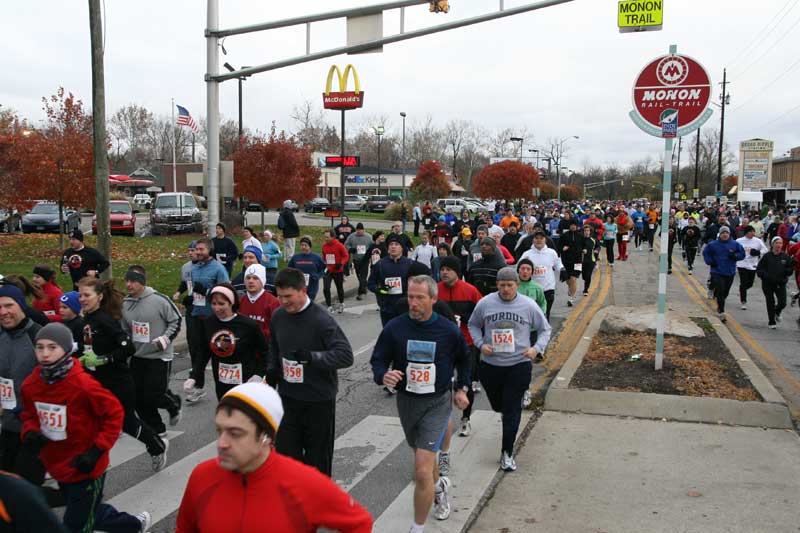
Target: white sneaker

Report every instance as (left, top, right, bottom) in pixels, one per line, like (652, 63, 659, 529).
(185, 388, 207, 404)
(136, 511, 152, 533)
(433, 476, 451, 520)
(740, 303, 747, 310)
(151, 437, 168, 472)
(471, 381, 481, 393)
(500, 451, 517, 472)
(438, 451, 451, 476)
(522, 390, 532, 408)
(459, 418, 471, 437)
(719, 312, 727, 323)
(182, 378, 196, 393)
(567, 298, 574, 307)
(337, 303, 344, 314)
(769, 324, 777, 329)
(776, 314, 783, 323)
(328, 305, 335, 313)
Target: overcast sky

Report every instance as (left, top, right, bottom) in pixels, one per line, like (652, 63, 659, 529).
(3, 0, 799, 170)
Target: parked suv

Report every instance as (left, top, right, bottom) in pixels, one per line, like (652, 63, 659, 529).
(150, 192, 203, 235)
(364, 195, 393, 213)
(304, 197, 331, 213)
(132, 194, 152, 209)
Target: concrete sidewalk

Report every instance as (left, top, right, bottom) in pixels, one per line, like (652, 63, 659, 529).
(469, 245, 800, 533)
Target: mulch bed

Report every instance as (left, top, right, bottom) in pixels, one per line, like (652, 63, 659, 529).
(570, 318, 761, 402)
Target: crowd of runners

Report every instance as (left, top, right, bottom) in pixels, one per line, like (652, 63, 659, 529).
(1, 196, 799, 532)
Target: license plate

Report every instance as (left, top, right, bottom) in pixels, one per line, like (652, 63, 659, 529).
(36, 226, 44, 230)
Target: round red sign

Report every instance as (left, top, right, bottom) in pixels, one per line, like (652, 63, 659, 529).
(631, 53, 711, 136)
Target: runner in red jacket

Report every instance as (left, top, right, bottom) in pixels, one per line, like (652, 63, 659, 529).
(176, 382, 373, 533)
(321, 229, 350, 312)
(20, 322, 150, 532)
(237, 264, 281, 342)
(31, 265, 64, 322)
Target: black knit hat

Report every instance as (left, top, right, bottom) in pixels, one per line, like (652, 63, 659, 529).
(69, 228, 84, 241)
(33, 265, 55, 282)
(407, 261, 431, 279)
(439, 255, 461, 276)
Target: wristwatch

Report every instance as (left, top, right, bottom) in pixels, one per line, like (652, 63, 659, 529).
(460, 385, 470, 393)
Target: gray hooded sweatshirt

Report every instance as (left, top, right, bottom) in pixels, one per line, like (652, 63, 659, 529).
(0, 319, 40, 433)
(121, 287, 182, 361)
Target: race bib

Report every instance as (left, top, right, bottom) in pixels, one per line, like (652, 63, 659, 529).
(533, 265, 548, 277)
(574, 263, 583, 272)
(216, 253, 227, 262)
(303, 273, 310, 287)
(0, 377, 16, 410)
(193, 293, 206, 307)
(35, 402, 67, 441)
(406, 362, 436, 394)
(491, 329, 515, 354)
(325, 254, 336, 265)
(218, 362, 242, 385)
(386, 276, 402, 295)
(622, 234, 629, 241)
(472, 252, 483, 263)
(461, 247, 468, 256)
(356, 245, 367, 255)
(282, 358, 304, 383)
(132, 321, 150, 343)
(424, 218, 431, 226)
(649, 224, 655, 230)
(44, 310, 55, 317)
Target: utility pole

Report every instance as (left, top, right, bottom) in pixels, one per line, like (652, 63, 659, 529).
(716, 68, 729, 197)
(89, 0, 111, 277)
(676, 136, 682, 198)
(694, 127, 700, 197)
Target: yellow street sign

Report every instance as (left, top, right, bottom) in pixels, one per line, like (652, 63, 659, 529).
(618, 0, 663, 33)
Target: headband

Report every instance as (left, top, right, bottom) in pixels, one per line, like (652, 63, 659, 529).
(210, 286, 236, 305)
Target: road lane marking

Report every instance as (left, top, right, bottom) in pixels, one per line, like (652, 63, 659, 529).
(109, 430, 183, 469)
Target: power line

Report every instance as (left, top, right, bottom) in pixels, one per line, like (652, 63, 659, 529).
(758, 101, 800, 129)
(734, 11, 800, 79)
(731, 56, 800, 111)
(727, 0, 798, 69)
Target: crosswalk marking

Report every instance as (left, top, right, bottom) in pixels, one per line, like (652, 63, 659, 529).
(109, 430, 183, 469)
(334, 415, 406, 491)
(374, 410, 533, 531)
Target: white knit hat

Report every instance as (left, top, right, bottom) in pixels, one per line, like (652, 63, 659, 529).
(244, 264, 267, 286)
(220, 382, 284, 435)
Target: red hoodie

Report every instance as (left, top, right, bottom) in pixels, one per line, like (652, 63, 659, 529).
(32, 280, 64, 322)
(21, 360, 123, 483)
(321, 239, 349, 274)
(238, 290, 280, 342)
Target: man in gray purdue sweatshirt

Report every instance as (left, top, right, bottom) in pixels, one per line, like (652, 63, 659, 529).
(467, 267, 550, 472)
(344, 223, 374, 300)
(122, 265, 183, 437)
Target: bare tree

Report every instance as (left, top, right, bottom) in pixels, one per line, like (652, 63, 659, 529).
(290, 99, 340, 153)
(444, 119, 472, 178)
(406, 116, 447, 170)
(108, 104, 155, 171)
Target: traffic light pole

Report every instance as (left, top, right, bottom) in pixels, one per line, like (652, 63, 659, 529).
(340, 110, 346, 216)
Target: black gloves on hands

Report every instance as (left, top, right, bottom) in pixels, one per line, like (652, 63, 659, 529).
(291, 350, 313, 364)
(71, 446, 104, 474)
(23, 431, 49, 454)
(728, 252, 738, 261)
(192, 282, 208, 296)
(559, 269, 569, 283)
(750, 249, 761, 257)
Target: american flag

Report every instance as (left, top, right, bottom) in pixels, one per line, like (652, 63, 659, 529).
(176, 105, 199, 133)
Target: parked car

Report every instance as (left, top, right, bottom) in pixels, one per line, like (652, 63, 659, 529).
(21, 202, 81, 234)
(246, 203, 264, 212)
(343, 195, 366, 211)
(132, 194, 152, 209)
(304, 197, 331, 213)
(150, 192, 203, 235)
(0, 208, 21, 233)
(92, 200, 137, 236)
(364, 195, 393, 213)
(436, 198, 475, 213)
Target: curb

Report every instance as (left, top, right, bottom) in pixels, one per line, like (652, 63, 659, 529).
(544, 307, 794, 429)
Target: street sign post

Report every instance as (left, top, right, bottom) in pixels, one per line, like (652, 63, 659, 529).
(618, 0, 663, 33)
(629, 45, 712, 371)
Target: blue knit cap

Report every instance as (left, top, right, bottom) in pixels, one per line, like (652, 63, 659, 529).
(0, 285, 27, 311)
(59, 291, 81, 315)
(243, 245, 264, 263)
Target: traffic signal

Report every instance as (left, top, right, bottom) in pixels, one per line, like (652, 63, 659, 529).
(430, 0, 449, 13)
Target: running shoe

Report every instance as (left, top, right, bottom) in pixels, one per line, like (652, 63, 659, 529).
(582, 290, 589, 296)
(337, 303, 344, 314)
(182, 378, 196, 392)
(719, 312, 727, 323)
(169, 402, 183, 426)
(152, 437, 168, 472)
(522, 390, 532, 408)
(668, 269, 672, 275)
(776, 313, 783, 323)
(707, 288, 714, 299)
(769, 324, 777, 329)
(327, 306, 335, 313)
(433, 476, 451, 520)
(740, 303, 747, 310)
(567, 299, 574, 307)
(356, 294, 363, 301)
(459, 418, 471, 437)
(438, 451, 451, 476)
(500, 452, 517, 472)
(185, 388, 207, 404)
(471, 381, 481, 393)
(136, 511, 152, 533)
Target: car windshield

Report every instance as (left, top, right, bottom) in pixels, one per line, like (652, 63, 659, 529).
(110, 203, 132, 214)
(155, 195, 196, 209)
(371, 196, 390, 201)
(31, 203, 59, 214)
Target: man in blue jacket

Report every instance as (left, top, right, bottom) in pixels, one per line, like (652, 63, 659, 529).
(702, 226, 745, 322)
(368, 235, 414, 326)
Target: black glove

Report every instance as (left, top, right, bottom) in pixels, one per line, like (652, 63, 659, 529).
(559, 269, 569, 282)
(70, 446, 104, 474)
(192, 282, 208, 296)
(710, 261, 718, 268)
(750, 249, 761, 257)
(22, 431, 49, 455)
(291, 350, 313, 364)
(728, 252, 738, 261)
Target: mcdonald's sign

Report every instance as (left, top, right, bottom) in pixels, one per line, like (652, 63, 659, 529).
(322, 64, 364, 110)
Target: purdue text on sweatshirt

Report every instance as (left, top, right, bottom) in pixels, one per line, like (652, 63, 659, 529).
(370, 312, 470, 396)
(122, 287, 182, 361)
(468, 292, 552, 367)
(268, 299, 353, 402)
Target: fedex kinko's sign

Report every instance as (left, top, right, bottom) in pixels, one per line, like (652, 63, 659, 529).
(629, 53, 712, 138)
(323, 64, 364, 110)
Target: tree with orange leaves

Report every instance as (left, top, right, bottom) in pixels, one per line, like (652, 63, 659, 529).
(559, 185, 581, 202)
(409, 160, 452, 201)
(231, 127, 319, 209)
(473, 160, 539, 201)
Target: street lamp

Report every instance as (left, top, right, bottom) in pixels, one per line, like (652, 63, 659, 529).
(510, 136, 524, 160)
(400, 112, 407, 200)
(528, 148, 539, 168)
(556, 136, 579, 202)
(373, 125, 385, 196)
(223, 63, 250, 147)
